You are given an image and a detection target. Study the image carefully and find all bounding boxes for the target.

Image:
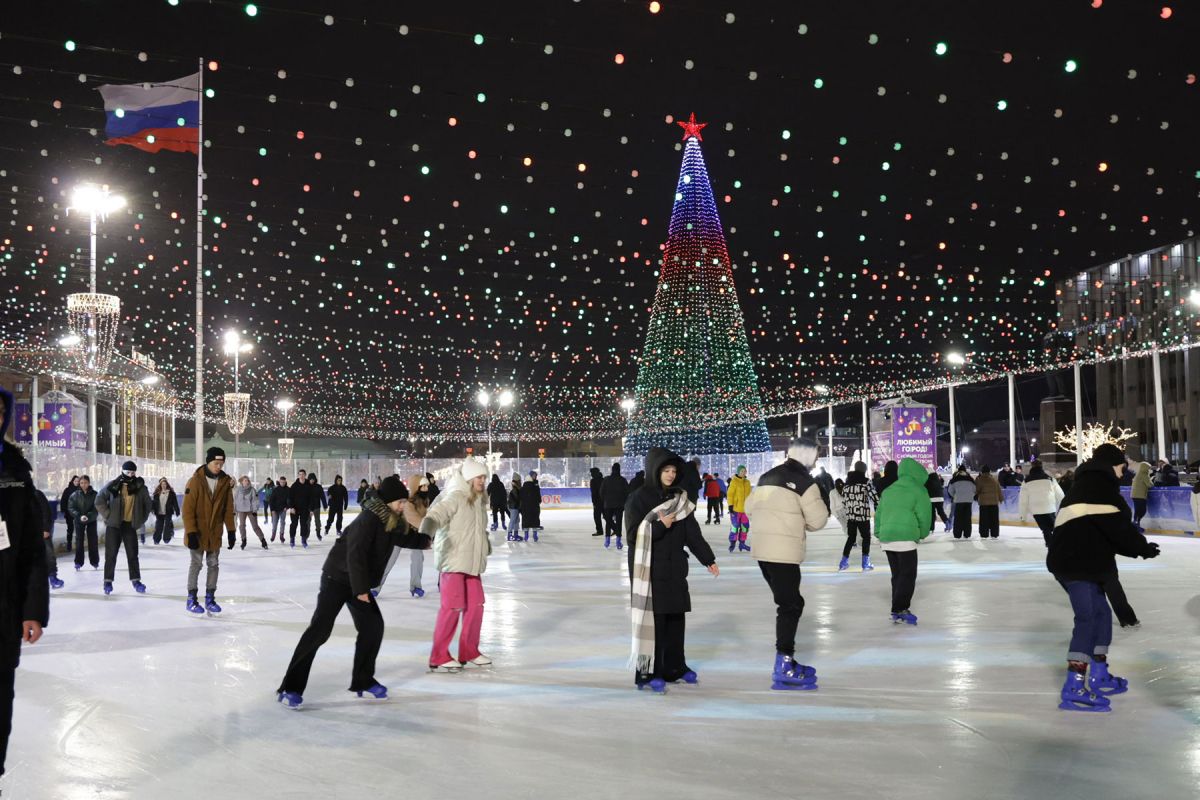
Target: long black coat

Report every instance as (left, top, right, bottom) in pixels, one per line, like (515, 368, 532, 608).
(519, 480, 542, 527)
(624, 447, 717, 615)
(0, 446, 50, 668)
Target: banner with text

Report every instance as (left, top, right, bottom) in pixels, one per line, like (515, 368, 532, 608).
(892, 406, 937, 470)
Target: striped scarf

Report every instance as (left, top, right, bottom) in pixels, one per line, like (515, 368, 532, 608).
(629, 491, 694, 674)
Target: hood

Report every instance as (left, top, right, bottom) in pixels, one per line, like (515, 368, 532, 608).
(489, 475, 505, 488)
(897, 458, 928, 486)
(882, 461, 898, 479)
(590, 467, 603, 479)
(1026, 464, 1049, 482)
(644, 447, 685, 493)
(1062, 459, 1122, 506)
(610, 463, 622, 476)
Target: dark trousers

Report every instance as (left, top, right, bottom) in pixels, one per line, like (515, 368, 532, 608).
(758, 561, 805, 656)
(0, 662, 13, 777)
(1033, 513, 1056, 546)
(103, 522, 141, 582)
(1132, 498, 1148, 527)
(885, 550, 918, 613)
(1059, 579, 1111, 661)
(1100, 572, 1138, 626)
(326, 507, 344, 533)
(929, 502, 948, 531)
(278, 574, 384, 695)
(44, 536, 58, 578)
(153, 513, 174, 544)
(289, 510, 311, 544)
(74, 520, 98, 568)
(842, 519, 871, 558)
(978, 505, 1000, 538)
(592, 505, 603, 534)
(706, 498, 722, 523)
(636, 612, 687, 683)
(603, 507, 622, 537)
(63, 513, 75, 548)
(953, 503, 973, 538)
(312, 509, 322, 533)
(493, 508, 508, 529)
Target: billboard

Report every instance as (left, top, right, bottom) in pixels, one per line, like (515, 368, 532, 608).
(891, 406, 937, 470)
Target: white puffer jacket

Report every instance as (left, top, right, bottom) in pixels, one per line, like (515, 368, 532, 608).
(421, 487, 491, 575)
(1018, 475, 1064, 518)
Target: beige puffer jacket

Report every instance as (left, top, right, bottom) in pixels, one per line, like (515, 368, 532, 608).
(420, 487, 491, 575)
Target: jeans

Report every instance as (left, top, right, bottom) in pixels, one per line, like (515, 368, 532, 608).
(74, 519, 99, 568)
(103, 522, 141, 582)
(188, 548, 220, 593)
(153, 513, 175, 544)
(508, 507, 520, 532)
(885, 550, 918, 613)
(271, 510, 288, 539)
(1033, 513, 1055, 547)
(842, 519, 871, 557)
(758, 561, 804, 656)
(952, 503, 973, 538)
(978, 505, 1000, 538)
(1059, 579, 1112, 662)
(430, 572, 484, 665)
(410, 549, 424, 590)
(278, 573, 384, 695)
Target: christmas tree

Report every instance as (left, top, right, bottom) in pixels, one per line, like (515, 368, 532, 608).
(625, 114, 772, 457)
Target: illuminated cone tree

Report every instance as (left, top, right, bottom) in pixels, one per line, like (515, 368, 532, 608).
(625, 114, 771, 456)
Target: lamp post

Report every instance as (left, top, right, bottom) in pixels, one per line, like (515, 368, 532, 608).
(222, 331, 254, 459)
(945, 352, 965, 467)
(275, 398, 295, 464)
(66, 183, 126, 454)
(477, 388, 515, 456)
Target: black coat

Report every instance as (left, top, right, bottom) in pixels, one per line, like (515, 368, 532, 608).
(327, 483, 349, 512)
(507, 485, 521, 510)
(152, 489, 180, 518)
(32, 489, 51, 534)
(589, 469, 604, 507)
(1047, 460, 1157, 582)
(487, 478, 508, 511)
(288, 479, 310, 511)
(624, 447, 717, 615)
(59, 484, 78, 519)
(600, 467, 630, 510)
(322, 502, 430, 595)
(308, 481, 327, 511)
(680, 461, 703, 504)
(269, 484, 290, 512)
(628, 471, 646, 492)
(0, 446, 50, 667)
(519, 480, 542, 527)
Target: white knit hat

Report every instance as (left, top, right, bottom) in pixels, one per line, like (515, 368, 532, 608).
(460, 458, 488, 482)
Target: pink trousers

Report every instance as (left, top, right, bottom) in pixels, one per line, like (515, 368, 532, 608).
(430, 572, 485, 665)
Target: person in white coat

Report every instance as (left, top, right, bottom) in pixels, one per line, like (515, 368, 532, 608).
(420, 459, 492, 672)
(1018, 460, 1065, 547)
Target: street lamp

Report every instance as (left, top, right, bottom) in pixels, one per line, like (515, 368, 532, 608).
(620, 397, 636, 413)
(477, 388, 516, 456)
(68, 184, 126, 294)
(275, 398, 296, 463)
(945, 351, 966, 366)
(222, 330, 254, 458)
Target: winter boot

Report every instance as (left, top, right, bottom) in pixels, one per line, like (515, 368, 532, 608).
(1059, 669, 1111, 712)
(771, 653, 818, 690)
(186, 590, 205, 615)
(355, 683, 388, 699)
(615, 536, 623, 550)
(838, 556, 850, 571)
(103, 581, 113, 595)
(604, 535, 611, 549)
(205, 593, 222, 614)
(49, 576, 64, 589)
(891, 610, 918, 625)
(277, 691, 303, 709)
(861, 556, 874, 572)
(1088, 661, 1129, 696)
(132, 580, 147, 594)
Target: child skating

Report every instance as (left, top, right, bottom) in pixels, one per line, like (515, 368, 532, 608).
(726, 465, 752, 553)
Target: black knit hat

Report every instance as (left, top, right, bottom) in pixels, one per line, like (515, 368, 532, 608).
(1091, 443, 1127, 467)
(205, 446, 226, 463)
(122, 460, 137, 472)
(377, 475, 410, 503)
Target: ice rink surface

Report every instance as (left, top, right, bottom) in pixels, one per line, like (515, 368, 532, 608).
(8, 509, 1200, 799)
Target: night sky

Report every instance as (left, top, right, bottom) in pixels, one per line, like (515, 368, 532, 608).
(1, 1, 1196, 441)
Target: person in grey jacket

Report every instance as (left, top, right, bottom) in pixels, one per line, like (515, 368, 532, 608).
(233, 475, 268, 550)
(95, 461, 152, 594)
(946, 467, 977, 540)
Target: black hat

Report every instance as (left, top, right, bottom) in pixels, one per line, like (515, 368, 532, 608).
(122, 460, 137, 472)
(1091, 443, 1126, 468)
(378, 475, 410, 503)
(205, 446, 226, 463)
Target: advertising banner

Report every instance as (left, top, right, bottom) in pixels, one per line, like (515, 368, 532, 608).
(13, 403, 33, 443)
(891, 406, 937, 470)
(37, 401, 72, 448)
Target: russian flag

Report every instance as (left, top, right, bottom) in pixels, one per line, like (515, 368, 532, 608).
(96, 72, 200, 154)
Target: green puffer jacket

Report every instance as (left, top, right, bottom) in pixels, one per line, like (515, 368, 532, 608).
(875, 458, 933, 544)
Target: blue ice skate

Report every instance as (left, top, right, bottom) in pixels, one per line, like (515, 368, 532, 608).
(186, 591, 205, 615)
(204, 593, 222, 614)
(1059, 670, 1111, 712)
(277, 691, 303, 709)
(132, 580, 147, 594)
(636, 677, 667, 694)
(891, 610, 918, 625)
(1088, 661, 1129, 696)
(771, 653, 817, 690)
(355, 683, 388, 699)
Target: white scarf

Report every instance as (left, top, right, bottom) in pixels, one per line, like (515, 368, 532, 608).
(629, 491, 694, 674)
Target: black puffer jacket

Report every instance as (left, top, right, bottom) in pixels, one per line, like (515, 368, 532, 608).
(323, 498, 430, 595)
(600, 464, 630, 509)
(487, 477, 508, 511)
(623, 447, 716, 615)
(327, 482, 349, 512)
(519, 479, 542, 527)
(269, 483, 290, 512)
(0, 443, 50, 668)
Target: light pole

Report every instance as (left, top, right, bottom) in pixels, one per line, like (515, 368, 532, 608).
(223, 331, 254, 459)
(477, 388, 515, 456)
(68, 184, 126, 295)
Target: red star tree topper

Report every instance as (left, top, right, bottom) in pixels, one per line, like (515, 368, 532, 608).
(676, 112, 707, 141)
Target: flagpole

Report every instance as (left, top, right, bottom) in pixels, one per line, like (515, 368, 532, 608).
(194, 57, 205, 462)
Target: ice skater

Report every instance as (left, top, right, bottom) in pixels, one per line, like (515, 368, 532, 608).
(519, 470, 543, 541)
(875, 458, 932, 625)
(372, 474, 433, 598)
(506, 474, 522, 540)
(838, 461, 878, 572)
(588, 467, 604, 536)
(625, 447, 718, 693)
(1018, 460, 1064, 547)
(601, 463, 629, 549)
(325, 475, 349, 537)
(947, 465, 976, 539)
(33, 488, 63, 590)
(307, 474, 327, 540)
(1046, 443, 1159, 712)
(726, 464, 752, 553)
(924, 470, 949, 532)
(489, 473, 510, 532)
(746, 438, 827, 691)
(69, 475, 100, 571)
(96, 460, 152, 595)
(182, 448, 236, 615)
(59, 475, 79, 551)
(233, 475, 268, 550)
(277, 476, 430, 708)
(269, 476, 289, 542)
(287, 470, 312, 547)
(420, 459, 494, 672)
(151, 478, 179, 544)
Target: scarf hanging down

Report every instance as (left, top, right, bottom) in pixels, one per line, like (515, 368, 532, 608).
(629, 491, 695, 674)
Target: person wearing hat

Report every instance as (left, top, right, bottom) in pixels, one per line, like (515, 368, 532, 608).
(277, 476, 431, 708)
(506, 473, 522, 539)
(1047, 443, 1159, 712)
(726, 465, 752, 553)
(95, 460, 152, 595)
(518, 470, 543, 542)
(371, 473, 434, 598)
(182, 448, 237, 614)
(420, 459, 493, 672)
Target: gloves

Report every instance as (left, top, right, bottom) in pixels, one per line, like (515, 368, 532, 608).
(1143, 542, 1160, 559)
(187, 532, 200, 550)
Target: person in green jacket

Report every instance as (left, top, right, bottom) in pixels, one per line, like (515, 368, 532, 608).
(1130, 462, 1151, 531)
(875, 458, 933, 625)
